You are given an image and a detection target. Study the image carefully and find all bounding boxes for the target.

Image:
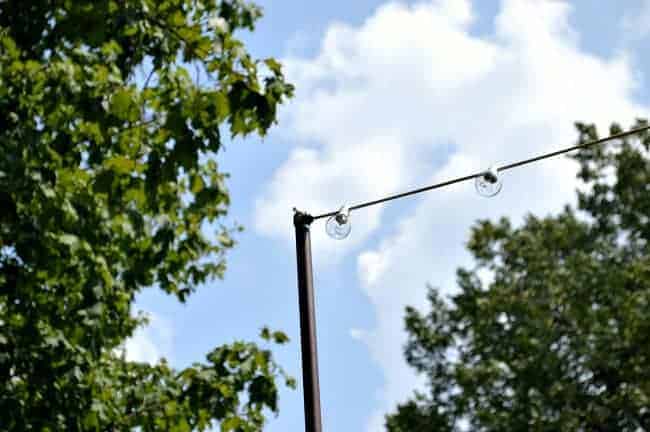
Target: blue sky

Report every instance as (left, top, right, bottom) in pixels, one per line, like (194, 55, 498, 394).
(130, 1, 650, 430)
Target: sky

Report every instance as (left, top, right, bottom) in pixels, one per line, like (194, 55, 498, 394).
(130, 1, 650, 431)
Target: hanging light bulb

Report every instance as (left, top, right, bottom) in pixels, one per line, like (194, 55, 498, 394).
(475, 165, 503, 197)
(326, 205, 351, 240)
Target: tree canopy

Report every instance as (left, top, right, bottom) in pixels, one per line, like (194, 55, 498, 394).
(386, 121, 650, 431)
(0, 0, 294, 430)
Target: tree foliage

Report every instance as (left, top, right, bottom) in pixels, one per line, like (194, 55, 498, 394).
(0, 0, 293, 430)
(386, 121, 650, 431)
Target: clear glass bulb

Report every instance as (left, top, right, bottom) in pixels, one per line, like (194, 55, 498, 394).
(326, 206, 351, 240)
(475, 165, 503, 197)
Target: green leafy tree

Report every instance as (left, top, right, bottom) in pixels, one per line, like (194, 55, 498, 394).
(386, 121, 650, 431)
(0, 0, 294, 430)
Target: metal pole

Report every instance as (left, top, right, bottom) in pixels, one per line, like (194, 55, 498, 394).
(293, 210, 323, 432)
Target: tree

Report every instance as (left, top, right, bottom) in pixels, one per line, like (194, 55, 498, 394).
(0, 1, 294, 430)
(386, 121, 650, 431)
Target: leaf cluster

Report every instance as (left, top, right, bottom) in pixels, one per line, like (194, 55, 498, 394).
(0, 0, 293, 430)
(387, 121, 650, 431)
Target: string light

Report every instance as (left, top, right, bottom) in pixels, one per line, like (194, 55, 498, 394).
(475, 165, 503, 197)
(325, 206, 351, 240)
(314, 125, 650, 239)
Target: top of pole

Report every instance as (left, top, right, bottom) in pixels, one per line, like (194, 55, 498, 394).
(293, 208, 314, 227)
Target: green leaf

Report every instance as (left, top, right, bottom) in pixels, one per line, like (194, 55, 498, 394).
(59, 234, 80, 248)
(264, 58, 282, 75)
(105, 156, 137, 174)
(110, 89, 139, 121)
(190, 175, 204, 194)
(83, 411, 99, 429)
(272, 331, 289, 344)
(221, 416, 242, 431)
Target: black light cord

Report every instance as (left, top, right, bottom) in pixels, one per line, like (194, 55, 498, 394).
(311, 125, 650, 220)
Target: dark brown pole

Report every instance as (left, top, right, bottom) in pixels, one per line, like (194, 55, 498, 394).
(293, 210, 323, 432)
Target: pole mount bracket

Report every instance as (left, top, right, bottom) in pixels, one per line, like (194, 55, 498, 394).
(293, 208, 314, 227)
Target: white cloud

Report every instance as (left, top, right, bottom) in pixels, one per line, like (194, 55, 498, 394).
(256, 0, 648, 430)
(123, 312, 174, 364)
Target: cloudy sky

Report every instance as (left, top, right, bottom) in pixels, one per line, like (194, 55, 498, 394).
(132, 1, 650, 430)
